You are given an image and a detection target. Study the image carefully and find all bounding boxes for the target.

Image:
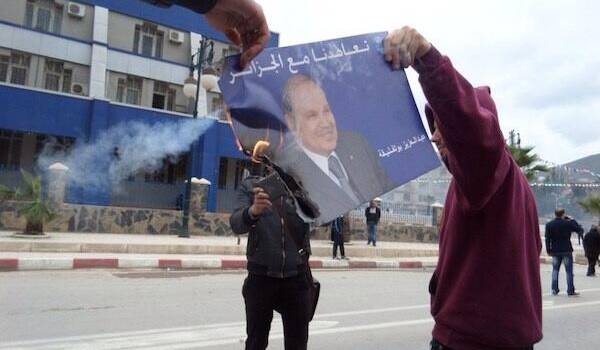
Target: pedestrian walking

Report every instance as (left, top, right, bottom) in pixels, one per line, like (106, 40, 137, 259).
(545, 209, 584, 296)
(577, 225, 585, 246)
(384, 26, 542, 349)
(331, 216, 346, 260)
(583, 223, 600, 277)
(365, 200, 381, 246)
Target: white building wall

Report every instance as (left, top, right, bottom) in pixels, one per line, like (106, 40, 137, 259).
(89, 6, 108, 98)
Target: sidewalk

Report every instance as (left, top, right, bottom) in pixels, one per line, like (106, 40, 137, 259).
(0, 231, 585, 272)
(0, 230, 440, 271)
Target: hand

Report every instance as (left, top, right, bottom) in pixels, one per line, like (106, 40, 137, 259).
(204, 0, 270, 68)
(384, 26, 431, 70)
(249, 187, 272, 217)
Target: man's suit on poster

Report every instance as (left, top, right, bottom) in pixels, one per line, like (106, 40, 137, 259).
(277, 130, 395, 224)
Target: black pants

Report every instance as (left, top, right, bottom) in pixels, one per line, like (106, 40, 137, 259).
(242, 273, 310, 350)
(333, 233, 345, 258)
(430, 338, 534, 350)
(587, 255, 599, 276)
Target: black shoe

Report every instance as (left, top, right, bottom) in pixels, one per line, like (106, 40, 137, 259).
(567, 292, 580, 297)
(552, 290, 559, 296)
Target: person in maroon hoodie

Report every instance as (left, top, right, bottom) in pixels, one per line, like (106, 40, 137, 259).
(384, 27, 543, 350)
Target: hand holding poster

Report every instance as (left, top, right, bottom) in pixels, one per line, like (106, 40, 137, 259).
(219, 32, 440, 225)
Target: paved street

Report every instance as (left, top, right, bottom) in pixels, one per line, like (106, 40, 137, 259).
(1, 264, 599, 349)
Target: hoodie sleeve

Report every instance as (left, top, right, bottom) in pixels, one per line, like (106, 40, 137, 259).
(414, 47, 511, 211)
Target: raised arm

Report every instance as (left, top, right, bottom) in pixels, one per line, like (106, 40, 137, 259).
(229, 178, 272, 234)
(384, 27, 511, 211)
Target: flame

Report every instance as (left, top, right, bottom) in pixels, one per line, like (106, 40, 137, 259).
(252, 140, 270, 162)
(224, 106, 284, 160)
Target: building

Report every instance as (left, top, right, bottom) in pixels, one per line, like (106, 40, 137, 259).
(379, 166, 450, 215)
(0, 0, 279, 212)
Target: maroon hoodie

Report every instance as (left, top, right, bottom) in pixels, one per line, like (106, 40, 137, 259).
(414, 47, 542, 349)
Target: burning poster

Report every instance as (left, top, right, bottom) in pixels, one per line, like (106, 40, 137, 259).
(219, 32, 440, 225)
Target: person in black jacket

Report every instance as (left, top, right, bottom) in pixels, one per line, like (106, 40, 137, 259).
(144, 0, 269, 67)
(330, 216, 346, 260)
(545, 208, 584, 296)
(229, 166, 312, 350)
(583, 224, 600, 276)
(365, 200, 381, 246)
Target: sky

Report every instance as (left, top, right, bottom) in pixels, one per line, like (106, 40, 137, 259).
(256, 0, 599, 165)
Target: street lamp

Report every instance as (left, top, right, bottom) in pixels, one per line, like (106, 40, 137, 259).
(179, 37, 216, 238)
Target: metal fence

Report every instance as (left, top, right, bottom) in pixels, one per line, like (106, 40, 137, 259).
(348, 209, 433, 226)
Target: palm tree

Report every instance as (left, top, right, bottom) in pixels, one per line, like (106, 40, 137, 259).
(508, 145, 549, 181)
(579, 193, 600, 220)
(0, 184, 14, 200)
(17, 170, 56, 235)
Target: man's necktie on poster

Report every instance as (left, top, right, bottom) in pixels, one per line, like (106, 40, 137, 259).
(219, 32, 441, 224)
(328, 155, 360, 205)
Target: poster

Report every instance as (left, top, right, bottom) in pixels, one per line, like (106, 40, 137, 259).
(219, 32, 440, 225)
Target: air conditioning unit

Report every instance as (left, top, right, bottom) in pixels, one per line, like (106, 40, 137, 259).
(71, 83, 85, 95)
(169, 30, 184, 44)
(67, 2, 85, 18)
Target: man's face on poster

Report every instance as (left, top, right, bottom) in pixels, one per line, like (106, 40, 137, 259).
(285, 80, 338, 156)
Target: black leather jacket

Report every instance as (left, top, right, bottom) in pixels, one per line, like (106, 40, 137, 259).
(230, 176, 311, 278)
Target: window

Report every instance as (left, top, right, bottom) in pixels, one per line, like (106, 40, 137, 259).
(403, 193, 411, 201)
(25, 0, 63, 34)
(44, 59, 72, 93)
(143, 156, 187, 184)
(207, 91, 225, 120)
(133, 22, 164, 58)
(34, 134, 74, 161)
(152, 81, 176, 111)
(234, 159, 252, 190)
(0, 56, 8, 82)
(116, 76, 142, 105)
(218, 158, 228, 189)
(0, 52, 31, 86)
(222, 47, 240, 58)
(0, 129, 24, 170)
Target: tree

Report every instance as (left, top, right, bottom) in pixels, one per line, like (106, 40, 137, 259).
(16, 170, 56, 235)
(579, 193, 600, 220)
(0, 184, 14, 200)
(508, 145, 549, 181)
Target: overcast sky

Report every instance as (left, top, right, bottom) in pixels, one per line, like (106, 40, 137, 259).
(256, 0, 599, 165)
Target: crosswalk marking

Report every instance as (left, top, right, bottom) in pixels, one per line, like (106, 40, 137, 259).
(3, 297, 600, 349)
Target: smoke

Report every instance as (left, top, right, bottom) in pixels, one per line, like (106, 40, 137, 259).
(37, 118, 215, 191)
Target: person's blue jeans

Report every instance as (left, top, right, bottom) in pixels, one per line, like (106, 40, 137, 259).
(551, 253, 575, 295)
(367, 223, 377, 245)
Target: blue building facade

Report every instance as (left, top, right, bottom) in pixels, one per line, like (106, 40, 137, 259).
(0, 0, 279, 212)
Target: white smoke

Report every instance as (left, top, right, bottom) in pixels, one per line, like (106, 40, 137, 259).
(37, 118, 215, 191)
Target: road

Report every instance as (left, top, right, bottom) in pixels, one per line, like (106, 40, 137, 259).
(1, 264, 599, 349)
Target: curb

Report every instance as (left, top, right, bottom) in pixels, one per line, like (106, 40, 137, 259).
(0, 241, 439, 259)
(0, 257, 435, 272)
(0, 256, 561, 272)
